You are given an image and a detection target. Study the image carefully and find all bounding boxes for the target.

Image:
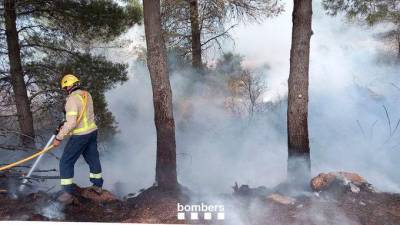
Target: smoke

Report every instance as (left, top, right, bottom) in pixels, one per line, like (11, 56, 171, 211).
(230, 0, 400, 193)
(1, 0, 396, 223)
(310, 4, 400, 193)
(95, 0, 400, 199)
(38, 202, 65, 220)
(27, 2, 398, 222)
(101, 59, 288, 195)
(7, 0, 396, 210)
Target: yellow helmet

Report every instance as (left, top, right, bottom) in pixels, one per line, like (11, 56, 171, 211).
(61, 74, 79, 89)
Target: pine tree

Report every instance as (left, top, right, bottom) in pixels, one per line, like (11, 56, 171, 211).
(143, 0, 178, 189)
(162, 0, 283, 70)
(287, 0, 312, 186)
(323, 0, 400, 59)
(0, 0, 142, 146)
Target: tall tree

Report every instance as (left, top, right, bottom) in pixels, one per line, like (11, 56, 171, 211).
(188, 0, 202, 70)
(143, 0, 178, 188)
(323, 0, 400, 60)
(162, 0, 283, 69)
(0, 0, 142, 147)
(3, 0, 35, 147)
(287, 0, 312, 185)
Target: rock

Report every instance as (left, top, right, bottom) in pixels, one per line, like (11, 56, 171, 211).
(267, 193, 296, 205)
(310, 172, 372, 193)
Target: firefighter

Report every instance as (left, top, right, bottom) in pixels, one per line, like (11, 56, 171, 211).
(53, 74, 103, 203)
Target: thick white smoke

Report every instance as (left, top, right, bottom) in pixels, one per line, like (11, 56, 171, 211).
(230, 0, 400, 193)
(4, 0, 397, 224)
(98, 0, 400, 197)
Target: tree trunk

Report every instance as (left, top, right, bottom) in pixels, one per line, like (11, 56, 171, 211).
(396, 29, 400, 62)
(188, 0, 202, 70)
(143, 0, 178, 189)
(287, 0, 312, 186)
(397, 36, 400, 62)
(4, 0, 35, 147)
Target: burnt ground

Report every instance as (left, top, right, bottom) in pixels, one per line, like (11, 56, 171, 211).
(233, 190, 400, 225)
(0, 181, 399, 224)
(0, 190, 129, 222)
(0, 183, 190, 223)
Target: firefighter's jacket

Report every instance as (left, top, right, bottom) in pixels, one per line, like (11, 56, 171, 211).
(56, 89, 97, 140)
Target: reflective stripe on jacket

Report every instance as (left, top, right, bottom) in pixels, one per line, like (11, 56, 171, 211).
(56, 89, 97, 140)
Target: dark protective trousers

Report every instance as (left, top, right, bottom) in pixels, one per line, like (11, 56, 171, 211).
(60, 130, 103, 193)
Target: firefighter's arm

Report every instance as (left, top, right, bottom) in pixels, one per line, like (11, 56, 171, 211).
(55, 96, 79, 141)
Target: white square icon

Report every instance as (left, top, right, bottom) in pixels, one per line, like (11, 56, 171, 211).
(177, 212, 185, 220)
(191, 212, 198, 220)
(204, 212, 212, 220)
(217, 212, 225, 220)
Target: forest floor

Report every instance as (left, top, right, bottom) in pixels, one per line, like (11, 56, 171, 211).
(0, 172, 399, 224)
(0, 184, 189, 224)
(232, 186, 400, 225)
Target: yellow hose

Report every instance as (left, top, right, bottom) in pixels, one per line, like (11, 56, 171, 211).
(0, 145, 55, 171)
(0, 92, 89, 172)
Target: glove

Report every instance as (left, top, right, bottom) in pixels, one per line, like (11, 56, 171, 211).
(54, 121, 65, 135)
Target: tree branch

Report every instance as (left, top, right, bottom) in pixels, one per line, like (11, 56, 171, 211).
(201, 24, 238, 47)
(21, 43, 78, 56)
(29, 89, 62, 101)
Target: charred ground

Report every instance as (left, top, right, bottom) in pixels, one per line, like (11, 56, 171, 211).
(0, 172, 399, 225)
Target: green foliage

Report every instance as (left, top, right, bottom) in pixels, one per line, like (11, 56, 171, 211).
(323, 0, 400, 58)
(0, 0, 143, 138)
(26, 53, 128, 140)
(125, 0, 144, 25)
(29, 0, 143, 42)
(63, 55, 128, 141)
(161, 0, 284, 59)
(322, 0, 400, 25)
(322, 0, 400, 26)
(215, 53, 245, 76)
